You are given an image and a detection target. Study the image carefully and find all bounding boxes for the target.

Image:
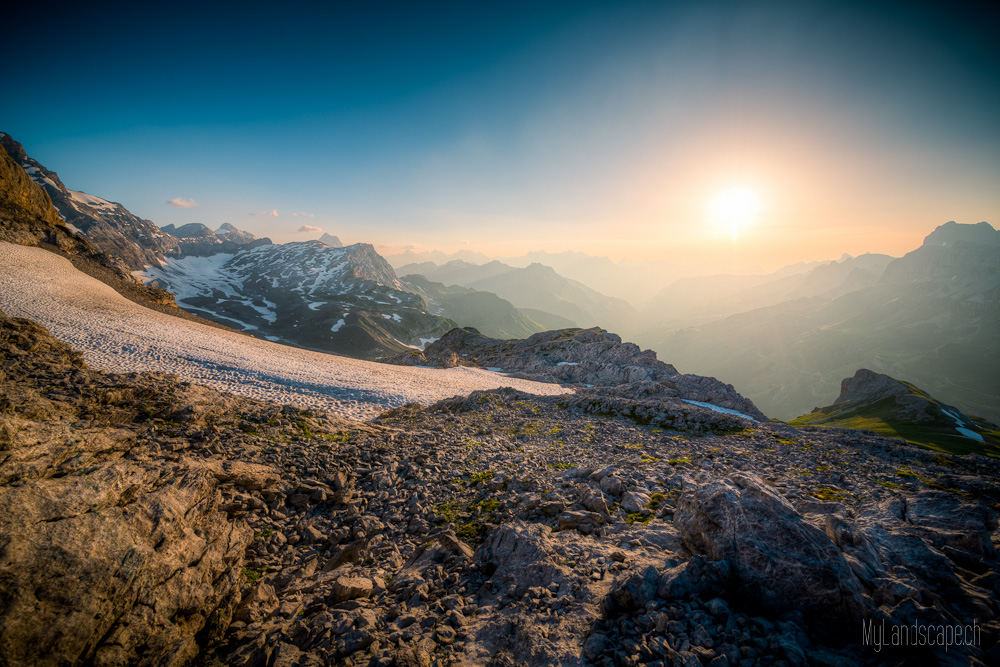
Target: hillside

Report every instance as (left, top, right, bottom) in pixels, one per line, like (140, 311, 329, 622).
(642, 222, 1000, 422)
(401, 274, 547, 339)
(405, 260, 638, 331)
(791, 369, 1000, 456)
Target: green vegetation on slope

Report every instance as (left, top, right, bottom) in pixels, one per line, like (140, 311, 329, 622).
(790, 393, 1000, 457)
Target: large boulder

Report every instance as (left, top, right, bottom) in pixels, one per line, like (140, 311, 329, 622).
(673, 473, 869, 626)
(0, 458, 252, 667)
(0, 310, 257, 667)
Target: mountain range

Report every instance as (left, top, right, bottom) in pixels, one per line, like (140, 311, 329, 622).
(2, 131, 996, 427)
(643, 221, 1000, 423)
(638, 252, 895, 331)
(0, 134, 559, 358)
(143, 241, 456, 358)
(397, 259, 638, 331)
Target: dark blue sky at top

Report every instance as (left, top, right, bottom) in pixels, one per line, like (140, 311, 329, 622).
(3, 0, 998, 261)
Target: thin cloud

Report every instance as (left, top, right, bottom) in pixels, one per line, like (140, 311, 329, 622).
(297, 225, 322, 233)
(249, 209, 280, 217)
(291, 212, 315, 218)
(167, 197, 198, 208)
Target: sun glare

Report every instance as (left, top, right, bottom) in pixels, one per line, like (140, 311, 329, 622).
(711, 187, 760, 239)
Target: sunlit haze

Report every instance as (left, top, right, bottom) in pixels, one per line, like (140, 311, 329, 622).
(3, 1, 997, 272)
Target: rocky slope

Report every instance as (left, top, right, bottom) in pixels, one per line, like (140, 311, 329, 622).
(141, 241, 456, 358)
(791, 369, 1000, 457)
(0, 309, 281, 666)
(2, 309, 999, 667)
(1, 133, 266, 270)
(382, 326, 766, 426)
(0, 133, 181, 269)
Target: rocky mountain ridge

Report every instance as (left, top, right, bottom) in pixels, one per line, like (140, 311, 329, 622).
(141, 241, 455, 358)
(0, 139, 184, 312)
(1, 133, 268, 270)
(0, 133, 182, 269)
(382, 326, 767, 427)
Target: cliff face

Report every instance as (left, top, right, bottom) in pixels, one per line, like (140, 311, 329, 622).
(0, 141, 83, 251)
(0, 310, 274, 666)
(0, 133, 181, 269)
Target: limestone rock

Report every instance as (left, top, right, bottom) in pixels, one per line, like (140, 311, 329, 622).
(674, 473, 869, 626)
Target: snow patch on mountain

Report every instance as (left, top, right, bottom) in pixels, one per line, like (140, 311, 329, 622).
(682, 399, 760, 423)
(69, 190, 116, 212)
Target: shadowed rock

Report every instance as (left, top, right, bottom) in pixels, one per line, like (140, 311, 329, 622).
(674, 473, 870, 627)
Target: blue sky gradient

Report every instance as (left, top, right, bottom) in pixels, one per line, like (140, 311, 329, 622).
(3, 0, 998, 267)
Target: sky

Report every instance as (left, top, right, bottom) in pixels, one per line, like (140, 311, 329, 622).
(3, 0, 998, 272)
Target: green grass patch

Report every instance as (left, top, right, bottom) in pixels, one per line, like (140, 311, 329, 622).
(625, 512, 653, 525)
(809, 486, 856, 502)
(790, 393, 1000, 457)
(242, 567, 268, 586)
(434, 501, 462, 523)
(648, 492, 665, 512)
(469, 470, 495, 485)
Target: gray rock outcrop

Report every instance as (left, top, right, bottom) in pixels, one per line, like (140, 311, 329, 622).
(674, 473, 869, 627)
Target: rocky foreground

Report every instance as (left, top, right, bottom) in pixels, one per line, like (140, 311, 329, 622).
(1, 314, 999, 667)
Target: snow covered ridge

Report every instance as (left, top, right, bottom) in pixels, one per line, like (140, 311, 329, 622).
(139, 240, 451, 358)
(68, 190, 118, 212)
(0, 243, 570, 419)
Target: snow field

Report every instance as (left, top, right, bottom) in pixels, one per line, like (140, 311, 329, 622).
(0, 243, 570, 420)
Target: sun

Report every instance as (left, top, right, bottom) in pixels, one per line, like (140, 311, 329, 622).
(710, 187, 760, 239)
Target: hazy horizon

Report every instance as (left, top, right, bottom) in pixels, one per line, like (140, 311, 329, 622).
(4, 1, 997, 273)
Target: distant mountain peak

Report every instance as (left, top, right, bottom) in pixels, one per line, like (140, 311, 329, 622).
(523, 262, 557, 275)
(215, 222, 256, 244)
(833, 368, 911, 405)
(319, 233, 342, 247)
(922, 220, 998, 248)
(164, 223, 214, 239)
